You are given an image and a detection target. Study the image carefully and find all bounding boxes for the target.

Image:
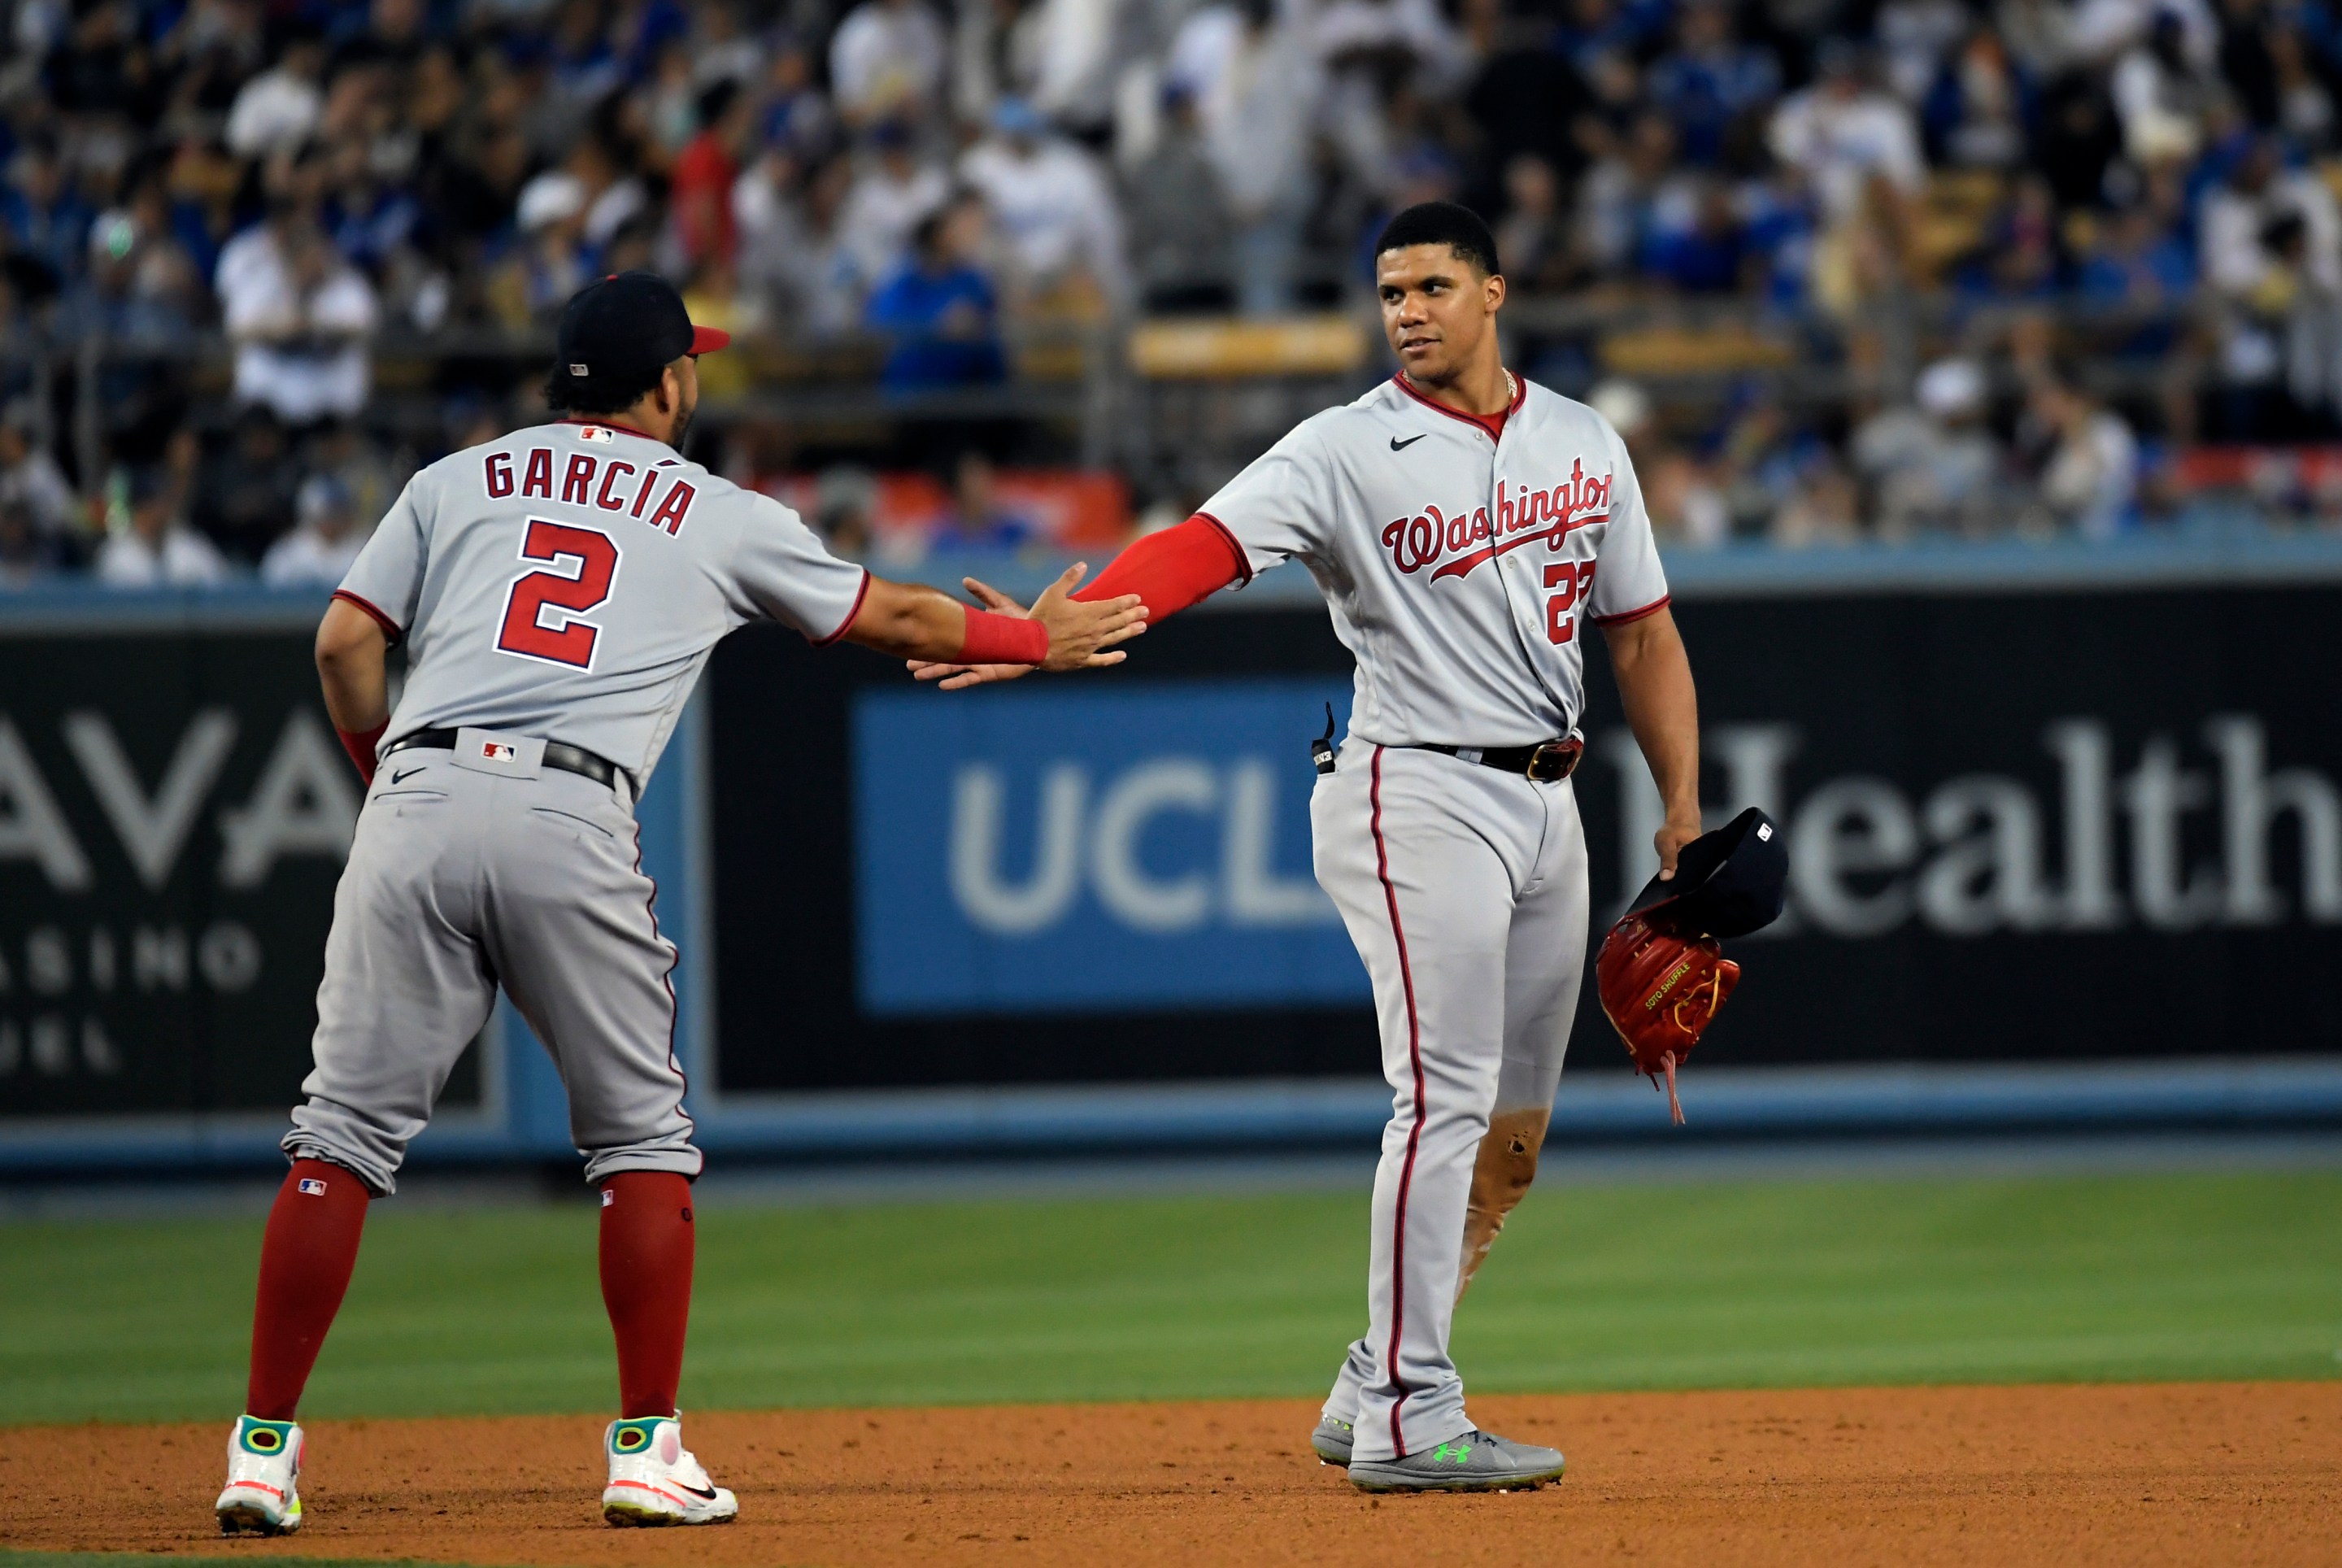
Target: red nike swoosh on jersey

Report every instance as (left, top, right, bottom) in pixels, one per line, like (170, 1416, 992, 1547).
(1427, 513, 1607, 581)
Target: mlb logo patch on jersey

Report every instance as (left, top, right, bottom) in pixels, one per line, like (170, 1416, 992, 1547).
(481, 741, 516, 763)
(577, 424, 613, 442)
(297, 1178, 329, 1196)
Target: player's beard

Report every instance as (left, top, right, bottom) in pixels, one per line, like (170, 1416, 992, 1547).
(668, 394, 698, 452)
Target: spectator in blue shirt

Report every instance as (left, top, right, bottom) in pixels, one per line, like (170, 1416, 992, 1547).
(1646, 0, 1781, 168)
(1919, 27, 2034, 171)
(1740, 161, 1818, 306)
(865, 194, 1008, 391)
(2078, 202, 2198, 305)
(1643, 175, 1750, 293)
(2, 137, 93, 291)
(321, 139, 422, 280)
(1954, 173, 2066, 301)
(2076, 199, 2200, 359)
(1552, 0, 1669, 79)
(937, 449, 1038, 551)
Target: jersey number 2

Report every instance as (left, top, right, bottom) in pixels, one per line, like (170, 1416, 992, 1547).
(497, 519, 619, 669)
(1543, 562, 1598, 644)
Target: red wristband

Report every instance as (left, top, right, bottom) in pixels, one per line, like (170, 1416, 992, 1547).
(337, 720, 388, 786)
(958, 607, 1050, 665)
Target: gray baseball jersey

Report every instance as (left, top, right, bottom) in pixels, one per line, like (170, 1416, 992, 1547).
(1200, 375, 1670, 747)
(289, 418, 868, 1193)
(337, 419, 869, 785)
(1201, 374, 1669, 1465)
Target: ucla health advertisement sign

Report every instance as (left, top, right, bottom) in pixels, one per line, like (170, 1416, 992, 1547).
(704, 581, 2342, 1094)
(854, 681, 1367, 1015)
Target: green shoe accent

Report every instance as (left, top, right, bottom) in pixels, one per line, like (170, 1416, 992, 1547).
(608, 1418, 661, 1456)
(1430, 1440, 1473, 1465)
(1310, 1415, 1356, 1465)
(234, 1417, 297, 1457)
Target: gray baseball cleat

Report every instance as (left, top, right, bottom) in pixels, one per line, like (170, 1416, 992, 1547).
(1346, 1429, 1566, 1493)
(1310, 1414, 1356, 1466)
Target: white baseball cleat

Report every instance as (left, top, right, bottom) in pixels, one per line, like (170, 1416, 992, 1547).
(601, 1415, 738, 1527)
(215, 1414, 304, 1535)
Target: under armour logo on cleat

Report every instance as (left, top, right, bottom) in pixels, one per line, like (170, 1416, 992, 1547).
(1390, 433, 1428, 451)
(1430, 1442, 1472, 1465)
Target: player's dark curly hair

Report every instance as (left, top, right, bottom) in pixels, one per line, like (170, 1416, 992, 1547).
(1374, 201, 1501, 277)
(542, 360, 668, 417)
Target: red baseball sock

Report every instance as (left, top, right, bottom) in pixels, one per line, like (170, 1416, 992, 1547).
(598, 1171, 695, 1418)
(245, 1159, 371, 1420)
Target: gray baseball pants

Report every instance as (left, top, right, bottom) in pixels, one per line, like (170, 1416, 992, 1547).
(1310, 742, 1588, 1462)
(284, 732, 700, 1195)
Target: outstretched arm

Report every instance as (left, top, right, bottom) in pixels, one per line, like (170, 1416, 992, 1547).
(843, 562, 1147, 669)
(1602, 605, 1701, 878)
(908, 517, 1243, 690)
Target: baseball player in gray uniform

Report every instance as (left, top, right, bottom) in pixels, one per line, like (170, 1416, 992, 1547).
(913, 203, 1704, 1492)
(213, 272, 1145, 1535)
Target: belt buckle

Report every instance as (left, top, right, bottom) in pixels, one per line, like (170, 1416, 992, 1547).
(1525, 738, 1582, 782)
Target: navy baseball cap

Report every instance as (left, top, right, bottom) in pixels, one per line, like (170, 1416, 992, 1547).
(1623, 807, 1787, 940)
(554, 272, 730, 401)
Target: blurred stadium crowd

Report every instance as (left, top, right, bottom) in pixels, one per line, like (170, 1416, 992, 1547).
(8, 0, 2342, 586)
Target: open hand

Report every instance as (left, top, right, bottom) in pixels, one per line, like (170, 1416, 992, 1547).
(905, 566, 1146, 690)
(1032, 562, 1147, 670)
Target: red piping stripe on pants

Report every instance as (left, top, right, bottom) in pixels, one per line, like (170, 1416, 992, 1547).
(1370, 745, 1427, 1459)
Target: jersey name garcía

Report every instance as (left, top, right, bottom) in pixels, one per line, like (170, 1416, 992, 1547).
(337, 420, 869, 782)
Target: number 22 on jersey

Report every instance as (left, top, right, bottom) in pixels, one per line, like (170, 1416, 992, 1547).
(497, 518, 620, 669)
(1543, 560, 1597, 644)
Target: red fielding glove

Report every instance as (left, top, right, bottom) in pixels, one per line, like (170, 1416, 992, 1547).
(336, 720, 388, 786)
(957, 607, 1050, 665)
(1595, 915, 1740, 1125)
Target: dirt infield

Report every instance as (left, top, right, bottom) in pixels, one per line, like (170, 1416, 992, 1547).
(3, 1383, 2335, 1567)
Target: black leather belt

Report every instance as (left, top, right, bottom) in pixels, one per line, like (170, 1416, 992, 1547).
(382, 728, 628, 793)
(1413, 737, 1584, 782)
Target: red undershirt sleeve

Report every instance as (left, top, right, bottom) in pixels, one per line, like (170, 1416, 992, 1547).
(1072, 516, 1247, 622)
